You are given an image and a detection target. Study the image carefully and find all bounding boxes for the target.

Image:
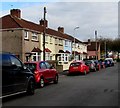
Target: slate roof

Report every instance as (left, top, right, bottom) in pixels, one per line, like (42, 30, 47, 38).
(1, 13, 84, 44)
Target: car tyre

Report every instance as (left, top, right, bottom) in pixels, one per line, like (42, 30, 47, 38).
(53, 75, 58, 84)
(40, 77, 44, 88)
(84, 70, 87, 75)
(94, 68, 96, 72)
(27, 79, 35, 95)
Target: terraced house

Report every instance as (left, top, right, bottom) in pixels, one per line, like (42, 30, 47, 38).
(1, 9, 87, 70)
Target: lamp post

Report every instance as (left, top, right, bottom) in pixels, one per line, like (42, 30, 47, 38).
(73, 27, 79, 60)
(43, 7, 47, 61)
(104, 39, 106, 59)
(95, 30, 97, 60)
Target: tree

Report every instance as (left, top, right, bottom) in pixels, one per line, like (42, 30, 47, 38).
(112, 38, 120, 59)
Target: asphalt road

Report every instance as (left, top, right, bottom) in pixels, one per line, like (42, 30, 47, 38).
(2, 63, 119, 107)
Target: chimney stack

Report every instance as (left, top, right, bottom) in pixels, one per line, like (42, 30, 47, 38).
(88, 39, 91, 45)
(40, 19, 48, 27)
(58, 27, 64, 33)
(10, 9, 21, 18)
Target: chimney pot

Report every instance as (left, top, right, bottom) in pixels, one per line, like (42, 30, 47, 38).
(58, 27, 64, 33)
(10, 9, 21, 18)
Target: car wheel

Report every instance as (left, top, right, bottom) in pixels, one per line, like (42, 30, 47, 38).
(84, 70, 87, 75)
(53, 75, 58, 84)
(27, 79, 35, 95)
(40, 78, 44, 88)
(94, 68, 96, 72)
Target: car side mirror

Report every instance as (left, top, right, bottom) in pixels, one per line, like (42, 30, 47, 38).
(23, 65, 27, 70)
(11, 64, 17, 69)
(50, 65, 54, 69)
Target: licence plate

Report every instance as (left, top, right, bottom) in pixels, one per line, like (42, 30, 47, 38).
(73, 67, 78, 69)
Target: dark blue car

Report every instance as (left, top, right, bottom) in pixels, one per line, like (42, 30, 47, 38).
(104, 60, 112, 67)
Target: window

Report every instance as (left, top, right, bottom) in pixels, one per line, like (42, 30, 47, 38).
(1, 54, 11, 67)
(10, 55, 22, 67)
(65, 40, 68, 47)
(44, 62, 50, 69)
(45, 52, 50, 60)
(72, 43, 75, 48)
(32, 32, 38, 41)
(40, 62, 46, 69)
(45, 36, 48, 43)
(65, 54, 68, 61)
(24, 31, 29, 39)
(58, 53, 69, 62)
(50, 56, 52, 60)
(32, 52, 41, 61)
(55, 38, 58, 45)
(50, 36, 52, 44)
(59, 39, 63, 45)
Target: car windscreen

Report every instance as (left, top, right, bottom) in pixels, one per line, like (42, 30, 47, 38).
(24, 63, 36, 71)
(85, 61, 92, 64)
(70, 62, 81, 67)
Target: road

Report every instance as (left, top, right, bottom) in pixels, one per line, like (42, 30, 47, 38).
(2, 63, 119, 106)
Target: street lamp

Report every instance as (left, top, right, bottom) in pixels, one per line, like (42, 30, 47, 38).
(104, 38, 106, 59)
(73, 27, 79, 60)
(95, 30, 97, 60)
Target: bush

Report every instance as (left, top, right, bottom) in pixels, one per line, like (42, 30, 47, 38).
(117, 59, 120, 62)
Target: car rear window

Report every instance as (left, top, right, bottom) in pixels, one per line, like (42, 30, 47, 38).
(85, 61, 92, 64)
(24, 63, 36, 71)
(70, 62, 81, 67)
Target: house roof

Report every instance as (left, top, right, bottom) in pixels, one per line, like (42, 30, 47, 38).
(1, 13, 84, 43)
(45, 48, 51, 53)
(31, 47, 42, 52)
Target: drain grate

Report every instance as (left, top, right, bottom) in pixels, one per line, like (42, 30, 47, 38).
(103, 89, 119, 93)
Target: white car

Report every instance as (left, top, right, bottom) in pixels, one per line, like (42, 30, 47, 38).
(105, 58, 114, 66)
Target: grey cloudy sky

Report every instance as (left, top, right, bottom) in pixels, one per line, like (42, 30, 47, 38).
(1, 1, 118, 41)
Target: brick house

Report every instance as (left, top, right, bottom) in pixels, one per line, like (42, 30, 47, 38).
(1, 9, 87, 70)
(84, 41, 100, 60)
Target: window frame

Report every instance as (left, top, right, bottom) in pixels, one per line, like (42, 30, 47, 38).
(31, 32, 38, 41)
(24, 31, 29, 39)
(39, 62, 47, 69)
(9, 55, 23, 68)
(32, 52, 41, 61)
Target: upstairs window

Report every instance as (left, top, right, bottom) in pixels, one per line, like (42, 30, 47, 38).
(45, 35, 48, 43)
(50, 36, 52, 44)
(24, 31, 29, 39)
(55, 38, 58, 45)
(65, 40, 68, 47)
(59, 39, 63, 46)
(32, 32, 38, 41)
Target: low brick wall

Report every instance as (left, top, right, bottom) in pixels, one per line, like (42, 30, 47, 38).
(56, 65, 63, 73)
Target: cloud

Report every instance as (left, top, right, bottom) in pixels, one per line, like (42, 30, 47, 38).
(1, 2, 118, 41)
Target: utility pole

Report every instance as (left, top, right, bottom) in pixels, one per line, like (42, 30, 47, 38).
(43, 7, 46, 61)
(95, 30, 97, 60)
(104, 39, 106, 59)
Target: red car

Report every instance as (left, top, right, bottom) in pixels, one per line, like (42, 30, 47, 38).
(24, 61, 58, 88)
(69, 60, 89, 75)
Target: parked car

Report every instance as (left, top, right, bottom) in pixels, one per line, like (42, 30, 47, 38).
(93, 60, 101, 71)
(105, 58, 114, 66)
(0, 53, 35, 98)
(104, 59, 112, 67)
(24, 61, 58, 88)
(98, 59, 105, 69)
(84, 60, 96, 72)
(69, 60, 89, 75)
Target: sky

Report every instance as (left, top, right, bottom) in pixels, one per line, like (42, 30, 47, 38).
(1, 1, 119, 41)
